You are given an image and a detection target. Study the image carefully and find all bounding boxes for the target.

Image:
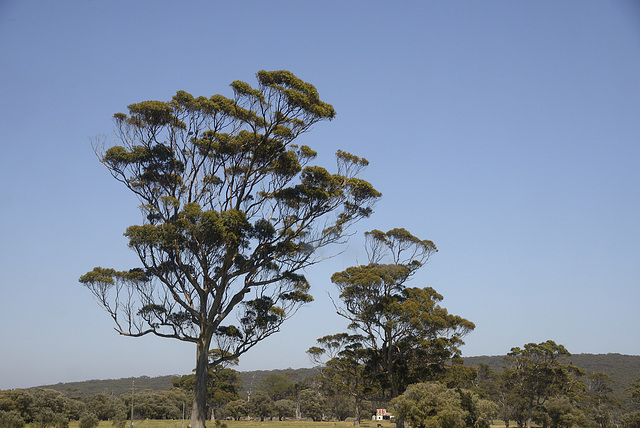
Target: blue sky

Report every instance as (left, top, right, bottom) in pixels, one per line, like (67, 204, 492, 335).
(1, 1, 639, 390)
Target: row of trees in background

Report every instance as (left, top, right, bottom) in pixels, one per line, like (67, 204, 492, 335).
(0, 386, 191, 427)
(4, 349, 640, 427)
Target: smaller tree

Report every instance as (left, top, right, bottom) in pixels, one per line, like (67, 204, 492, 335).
(0, 410, 25, 428)
(111, 411, 127, 428)
(538, 396, 588, 428)
(458, 388, 497, 428)
(391, 382, 465, 428)
(225, 400, 247, 421)
(330, 228, 475, 428)
(299, 389, 326, 421)
(444, 357, 478, 390)
(0, 389, 33, 423)
(584, 372, 620, 428)
(502, 340, 584, 428)
(32, 408, 69, 428)
(78, 413, 99, 428)
(618, 375, 640, 428)
(392, 382, 496, 428)
(28, 389, 80, 427)
(273, 399, 296, 420)
(308, 333, 370, 425)
(248, 390, 273, 421)
(258, 374, 295, 401)
(225, 400, 249, 421)
(82, 393, 126, 421)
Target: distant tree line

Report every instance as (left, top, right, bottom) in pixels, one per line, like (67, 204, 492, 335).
(0, 386, 188, 427)
(3, 347, 640, 427)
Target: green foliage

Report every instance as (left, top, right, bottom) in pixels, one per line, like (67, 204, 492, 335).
(537, 396, 589, 428)
(443, 358, 478, 390)
(225, 399, 248, 421)
(257, 374, 295, 401)
(273, 399, 297, 420)
(111, 410, 127, 428)
(0, 389, 33, 421)
(298, 389, 326, 422)
(308, 333, 369, 423)
(392, 382, 468, 428)
(0, 410, 25, 428)
(248, 390, 273, 421)
(121, 389, 187, 420)
(32, 407, 69, 428)
(328, 228, 474, 400)
(501, 340, 585, 428)
(582, 372, 620, 428)
(78, 412, 99, 428)
(82, 393, 126, 420)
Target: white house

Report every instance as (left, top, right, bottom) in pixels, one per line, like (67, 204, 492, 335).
(373, 408, 394, 421)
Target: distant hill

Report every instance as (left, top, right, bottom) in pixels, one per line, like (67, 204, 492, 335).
(236, 367, 319, 393)
(31, 354, 640, 406)
(35, 375, 177, 397)
(463, 353, 640, 406)
(34, 367, 319, 397)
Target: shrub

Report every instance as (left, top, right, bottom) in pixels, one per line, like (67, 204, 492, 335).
(79, 413, 99, 428)
(0, 410, 25, 428)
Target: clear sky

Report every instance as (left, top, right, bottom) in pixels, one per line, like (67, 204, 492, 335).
(1, 1, 639, 390)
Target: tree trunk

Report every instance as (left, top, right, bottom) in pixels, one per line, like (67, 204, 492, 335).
(191, 336, 210, 428)
(391, 370, 404, 428)
(526, 396, 534, 428)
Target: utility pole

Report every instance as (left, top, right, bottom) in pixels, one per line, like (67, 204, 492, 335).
(131, 380, 135, 428)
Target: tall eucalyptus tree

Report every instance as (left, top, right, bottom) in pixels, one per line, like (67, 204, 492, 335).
(79, 70, 380, 428)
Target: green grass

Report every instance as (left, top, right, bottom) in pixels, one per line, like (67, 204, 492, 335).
(30, 420, 515, 428)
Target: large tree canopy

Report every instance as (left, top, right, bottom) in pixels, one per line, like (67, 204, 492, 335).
(79, 70, 381, 428)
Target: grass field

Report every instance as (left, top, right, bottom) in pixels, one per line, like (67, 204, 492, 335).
(35, 420, 515, 428)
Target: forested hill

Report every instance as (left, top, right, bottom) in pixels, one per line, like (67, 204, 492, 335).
(464, 353, 640, 381)
(31, 355, 639, 400)
(464, 353, 640, 404)
(33, 368, 318, 397)
(35, 375, 176, 397)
